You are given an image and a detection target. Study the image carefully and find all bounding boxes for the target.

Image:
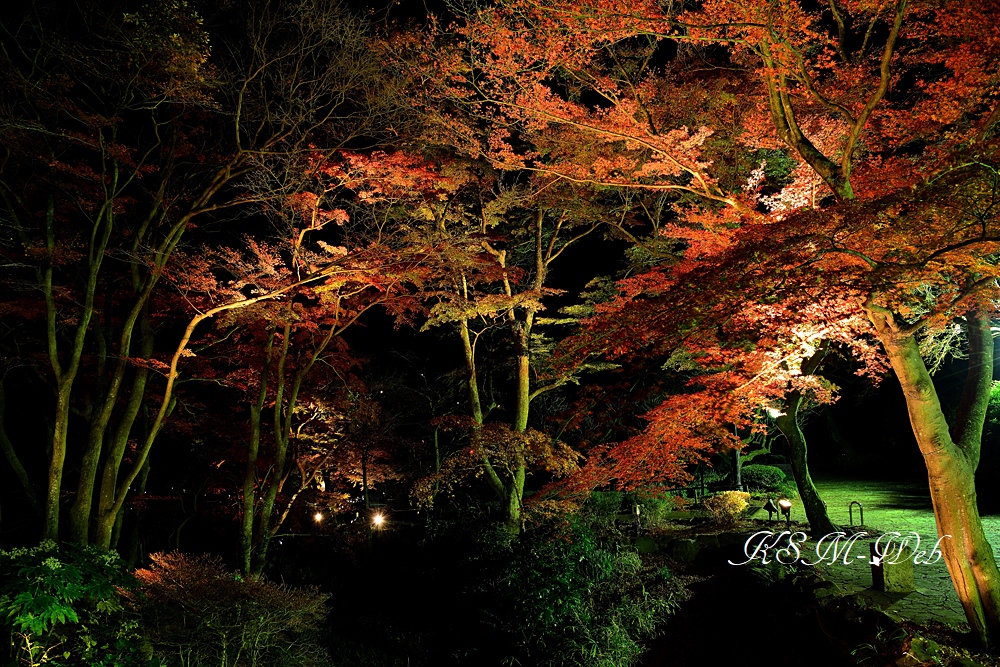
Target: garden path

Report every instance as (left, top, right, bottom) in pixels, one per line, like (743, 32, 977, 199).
(795, 478, 1000, 628)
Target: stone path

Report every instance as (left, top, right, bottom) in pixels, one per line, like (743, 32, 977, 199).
(790, 478, 1000, 628)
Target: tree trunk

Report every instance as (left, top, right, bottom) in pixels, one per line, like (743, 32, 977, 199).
(71, 297, 156, 544)
(502, 465, 525, 534)
(775, 393, 837, 535)
(732, 447, 742, 491)
(45, 382, 74, 541)
(868, 305, 1000, 647)
(771, 341, 836, 534)
(459, 313, 524, 528)
(250, 323, 291, 577)
(513, 331, 530, 433)
(242, 328, 274, 576)
(459, 317, 484, 425)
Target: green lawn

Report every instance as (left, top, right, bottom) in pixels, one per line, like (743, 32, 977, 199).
(781, 477, 1000, 627)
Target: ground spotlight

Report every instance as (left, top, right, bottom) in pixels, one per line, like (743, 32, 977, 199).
(778, 498, 792, 529)
(763, 497, 779, 522)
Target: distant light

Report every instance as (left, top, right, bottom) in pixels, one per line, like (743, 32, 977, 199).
(372, 513, 385, 528)
(313, 512, 324, 523)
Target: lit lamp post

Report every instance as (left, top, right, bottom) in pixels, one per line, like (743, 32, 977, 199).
(778, 498, 792, 530)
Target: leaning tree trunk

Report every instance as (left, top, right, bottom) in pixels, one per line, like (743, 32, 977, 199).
(868, 304, 1000, 647)
(458, 312, 524, 533)
(773, 342, 837, 535)
(775, 393, 837, 535)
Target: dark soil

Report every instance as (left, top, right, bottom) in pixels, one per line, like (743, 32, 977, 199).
(640, 562, 851, 667)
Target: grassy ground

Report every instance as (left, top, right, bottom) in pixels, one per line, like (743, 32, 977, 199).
(812, 477, 1000, 553)
(789, 478, 1000, 628)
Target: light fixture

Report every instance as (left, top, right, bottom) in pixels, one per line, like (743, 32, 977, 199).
(766, 406, 785, 419)
(778, 498, 792, 529)
(372, 513, 385, 528)
(763, 498, 779, 522)
(313, 511, 323, 523)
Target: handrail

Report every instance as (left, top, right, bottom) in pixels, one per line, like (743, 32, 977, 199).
(848, 500, 864, 526)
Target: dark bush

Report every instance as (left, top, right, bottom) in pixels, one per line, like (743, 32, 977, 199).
(472, 518, 680, 667)
(129, 552, 329, 667)
(583, 491, 623, 524)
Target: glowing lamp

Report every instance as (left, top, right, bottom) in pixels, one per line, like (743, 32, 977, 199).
(313, 512, 323, 523)
(372, 513, 385, 528)
(778, 498, 792, 529)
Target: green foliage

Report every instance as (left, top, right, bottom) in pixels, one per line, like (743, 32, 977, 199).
(984, 381, 1000, 443)
(474, 518, 679, 667)
(129, 552, 329, 667)
(740, 464, 786, 492)
(0, 541, 154, 667)
(631, 492, 675, 529)
(751, 149, 796, 188)
(582, 491, 623, 523)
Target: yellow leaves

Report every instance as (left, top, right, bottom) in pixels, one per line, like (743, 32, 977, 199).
(413, 422, 579, 509)
(422, 292, 546, 330)
(703, 491, 751, 525)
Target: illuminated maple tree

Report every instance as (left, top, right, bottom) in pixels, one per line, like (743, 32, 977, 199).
(473, 0, 1000, 644)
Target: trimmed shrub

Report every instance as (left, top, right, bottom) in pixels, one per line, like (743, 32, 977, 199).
(740, 464, 786, 492)
(702, 491, 751, 525)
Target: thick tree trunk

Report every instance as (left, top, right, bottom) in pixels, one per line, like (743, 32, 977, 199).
(45, 383, 74, 541)
(514, 352, 530, 433)
(73, 308, 156, 545)
(868, 305, 1000, 647)
(775, 393, 837, 535)
(927, 459, 1000, 646)
(503, 465, 525, 534)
